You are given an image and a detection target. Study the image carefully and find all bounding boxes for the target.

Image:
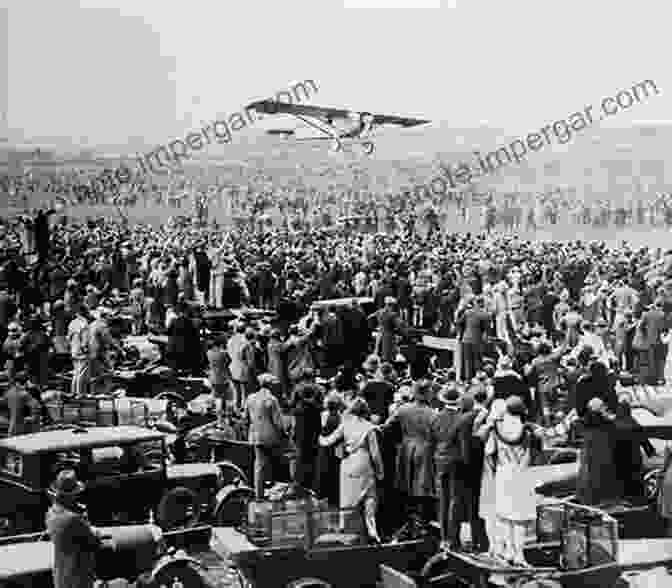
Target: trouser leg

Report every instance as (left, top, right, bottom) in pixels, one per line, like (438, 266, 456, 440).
(512, 522, 528, 564)
(254, 445, 271, 499)
(363, 497, 380, 542)
(447, 473, 463, 547)
(470, 517, 489, 552)
(437, 472, 449, 544)
(71, 360, 90, 397)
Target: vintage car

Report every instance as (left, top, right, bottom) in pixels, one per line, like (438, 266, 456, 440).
(535, 413, 672, 539)
(0, 524, 214, 588)
(0, 425, 252, 536)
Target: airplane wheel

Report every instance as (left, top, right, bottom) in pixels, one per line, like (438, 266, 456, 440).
(362, 141, 374, 155)
(330, 140, 342, 152)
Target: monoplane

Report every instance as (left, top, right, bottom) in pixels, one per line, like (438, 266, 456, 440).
(247, 100, 430, 155)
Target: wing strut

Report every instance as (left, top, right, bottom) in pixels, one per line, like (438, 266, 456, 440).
(292, 114, 340, 139)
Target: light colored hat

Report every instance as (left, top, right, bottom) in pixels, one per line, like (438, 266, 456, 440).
(258, 373, 278, 387)
(587, 397, 605, 413)
(50, 469, 85, 499)
(362, 354, 380, 372)
(438, 385, 459, 405)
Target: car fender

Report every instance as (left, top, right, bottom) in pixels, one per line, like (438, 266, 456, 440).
(285, 578, 333, 588)
(213, 460, 249, 486)
(214, 484, 255, 526)
(156, 486, 201, 530)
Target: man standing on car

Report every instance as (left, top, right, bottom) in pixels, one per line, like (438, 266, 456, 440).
(207, 336, 232, 426)
(46, 469, 108, 588)
(244, 373, 287, 499)
(67, 300, 91, 397)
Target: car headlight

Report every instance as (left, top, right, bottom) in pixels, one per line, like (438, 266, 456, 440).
(148, 524, 165, 554)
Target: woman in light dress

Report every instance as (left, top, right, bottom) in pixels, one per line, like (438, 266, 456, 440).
(662, 329, 672, 384)
(476, 396, 540, 566)
(474, 397, 506, 558)
(319, 398, 384, 543)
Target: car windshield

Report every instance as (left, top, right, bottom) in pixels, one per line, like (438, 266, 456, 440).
(43, 439, 165, 484)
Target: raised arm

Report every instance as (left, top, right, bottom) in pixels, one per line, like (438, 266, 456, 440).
(319, 422, 344, 447)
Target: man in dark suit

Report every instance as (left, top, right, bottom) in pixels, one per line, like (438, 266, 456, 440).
(166, 301, 203, 376)
(340, 300, 370, 387)
(431, 386, 463, 548)
(45, 470, 107, 588)
(456, 296, 491, 382)
(640, 298, 668, 384)
(462, 390, 489, 552)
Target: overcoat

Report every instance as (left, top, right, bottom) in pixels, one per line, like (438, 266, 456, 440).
(386, 401, 436, 497)
(321, 415, 384, 508)
(46, 503, 101, 588)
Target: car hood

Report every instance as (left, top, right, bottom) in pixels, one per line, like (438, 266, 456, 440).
(166, 462, 220, 481)
(531, 461, 580, 495)
(0, 541, 52, 580)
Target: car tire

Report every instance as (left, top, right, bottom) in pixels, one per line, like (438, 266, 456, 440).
(286, 579, 332, 588)
(215, 484, 255, 527)
(156, 486, 201, 530)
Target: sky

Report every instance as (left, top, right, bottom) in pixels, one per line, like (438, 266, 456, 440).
(1, 0, 669, 148)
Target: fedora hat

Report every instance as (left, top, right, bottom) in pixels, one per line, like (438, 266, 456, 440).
(50, 469, 85, 499)
(438, 385, 459, 405)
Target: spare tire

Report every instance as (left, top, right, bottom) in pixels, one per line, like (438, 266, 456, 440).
(157, 486, 201, 530)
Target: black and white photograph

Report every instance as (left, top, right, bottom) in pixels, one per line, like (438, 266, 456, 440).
(1, 1, 671, 586)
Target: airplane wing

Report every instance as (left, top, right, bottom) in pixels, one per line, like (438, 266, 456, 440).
(247, 100, 350, 121)
(266, 129, 296, 136)
(370, 114, 431, 128)
(247, 100, 430, 127)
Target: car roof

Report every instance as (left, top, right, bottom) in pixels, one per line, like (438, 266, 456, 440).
(0, 426, 164, 454)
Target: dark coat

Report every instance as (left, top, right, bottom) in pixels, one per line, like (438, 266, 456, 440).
(387, 401, 436, 497)
(431, 405, 461, 471)
(360, 379, 395, 422)
(576, 412, 624, 506)
(315, 411, 342, 504)
(166, 315, 202, 373)
(292, 397, 322, 487)
(46, 503, 101, 588)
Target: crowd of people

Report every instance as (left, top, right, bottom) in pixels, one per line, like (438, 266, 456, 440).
(2, 185, 672, 570)
(6, 166, 672, 234)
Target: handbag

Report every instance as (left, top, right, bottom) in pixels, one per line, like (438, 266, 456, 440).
(334, 442, 345, 460)
(632, 322, 647, 352)
(484, 430, 498, 469)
